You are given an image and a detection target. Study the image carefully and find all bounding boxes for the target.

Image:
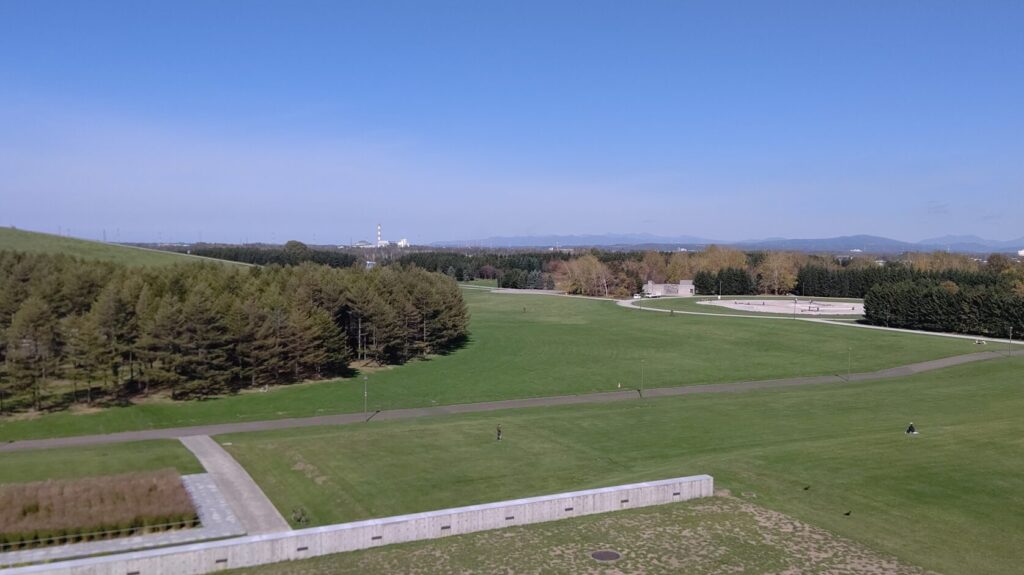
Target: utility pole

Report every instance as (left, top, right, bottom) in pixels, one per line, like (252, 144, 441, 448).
(363, 375, 368, 418)
(848, 347, 852, 382)
(641, 359, 645, 397)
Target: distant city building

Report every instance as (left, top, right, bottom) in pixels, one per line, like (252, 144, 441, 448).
(353, 240, 374, 249)
(397, 238, 410, 248)
(365, 260, 377, 270)
(1018, 249, 1024, 257)
(643, 280, 695, 297)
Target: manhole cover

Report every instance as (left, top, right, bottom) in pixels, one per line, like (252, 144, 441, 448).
(591, 550, 621, 562)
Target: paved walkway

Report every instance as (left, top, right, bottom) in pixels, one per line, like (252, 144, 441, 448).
(0, 474, 244, 568)
(179, 436, 291, 535)
(2, 350, 1019, 454)
(616, 297, 1024, 346)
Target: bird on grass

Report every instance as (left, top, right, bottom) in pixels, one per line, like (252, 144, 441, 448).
(803, 485, 811, 491)
(843, 511, 852, 516)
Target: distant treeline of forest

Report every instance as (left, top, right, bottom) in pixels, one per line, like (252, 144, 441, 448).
(864, 279, 1023, 338)
(400, 247, 1024, 303)
(0, 251, 468, 412)
(794, 265, 1016, 298)
(399, 246, 1024, 337)
(167, 241, 359, 268)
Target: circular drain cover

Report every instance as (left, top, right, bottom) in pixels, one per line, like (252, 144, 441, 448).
(591, 550, 621, 561)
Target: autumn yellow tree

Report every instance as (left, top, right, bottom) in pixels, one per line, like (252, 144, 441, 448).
(696, 245, 747, 274)
(639, 251, 668, 283)
(552, 255, 615, 297)
(665, 252, 695, 282)
(755, 251, 798, 295)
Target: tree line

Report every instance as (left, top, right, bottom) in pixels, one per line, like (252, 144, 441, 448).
(397, 251, 566, 285)
(0, 251, 468, 412)
(864, 280, 1024, 337)
(795, 264, 1007, 298)
(169, 240, 358, 268)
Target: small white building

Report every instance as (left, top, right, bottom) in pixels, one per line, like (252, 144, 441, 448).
(397, 238, 410, 248)
(643, 280, 695, 297)
(1018, 249, 1024, 257)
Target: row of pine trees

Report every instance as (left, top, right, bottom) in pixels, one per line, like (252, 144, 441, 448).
(0, 252, 468, 411)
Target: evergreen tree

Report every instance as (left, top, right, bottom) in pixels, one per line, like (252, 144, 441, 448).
(5, 295, 59, 410)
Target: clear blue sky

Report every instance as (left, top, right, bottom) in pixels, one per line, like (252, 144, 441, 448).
(1, 1, 1021, 244)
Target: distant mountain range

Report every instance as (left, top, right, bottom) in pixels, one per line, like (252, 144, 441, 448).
(431, 233, 1024, 254)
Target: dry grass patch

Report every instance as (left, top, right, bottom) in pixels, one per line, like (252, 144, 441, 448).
(0, 469, 198, 550)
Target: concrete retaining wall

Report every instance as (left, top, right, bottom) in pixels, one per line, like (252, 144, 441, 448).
(5, 474, 712, 575)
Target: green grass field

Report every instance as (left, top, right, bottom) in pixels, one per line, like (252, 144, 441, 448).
(228, 496, 926, 575)
(0, 440, 202, 484)
(458, 278, 498, 287)
(222, 356, 1024, 575)
(641, 294, 865, 319)
(0, 290, 976, 441)
(0, 227, 244, 267)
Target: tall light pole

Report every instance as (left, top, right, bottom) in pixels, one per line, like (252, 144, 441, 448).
(363, 375, 368, 418)
(1010, 326, 1015, 358)
(641, 359, 645, 397)
(847, 347, 852, 382)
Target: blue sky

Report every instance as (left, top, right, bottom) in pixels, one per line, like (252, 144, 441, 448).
(1, 1, 1021, 244)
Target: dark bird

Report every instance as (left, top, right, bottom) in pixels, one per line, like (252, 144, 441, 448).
(803, 486, 811, 491)
(843, 511, 852, 516)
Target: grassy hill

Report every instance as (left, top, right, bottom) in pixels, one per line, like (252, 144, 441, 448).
(0, 227, 246, 267)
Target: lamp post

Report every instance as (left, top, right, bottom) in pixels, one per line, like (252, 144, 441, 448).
(848, 347, 852, 382)
(363, 375, 368, 418)
(641, 359, 645, 397)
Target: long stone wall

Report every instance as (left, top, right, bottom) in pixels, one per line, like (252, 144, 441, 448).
(4, 474, 713, 575)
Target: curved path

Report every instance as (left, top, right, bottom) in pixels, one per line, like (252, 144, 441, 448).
(616, 297, 1024, 346)
(2, 349, 1019, 453)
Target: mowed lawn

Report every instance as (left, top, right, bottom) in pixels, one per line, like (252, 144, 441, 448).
(0, 227, 243, 267)
(0, 289, 977, 441)
(0, 440, 202, 484)
(222, 357, 1024, 575)
(227, 496, 926, 575)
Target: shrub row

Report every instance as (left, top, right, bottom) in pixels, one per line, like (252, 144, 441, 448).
(0, 469, 198, 550)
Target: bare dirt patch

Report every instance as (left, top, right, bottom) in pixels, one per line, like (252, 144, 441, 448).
(290, 455, 329, 486)
(698, 298, 864, 316)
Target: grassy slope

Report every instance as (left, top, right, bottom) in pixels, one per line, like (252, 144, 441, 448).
(458, 278, 498, 287)
(0, 289, 975, 441)
(223, 357, 1024, 575)
(228, 497, 926, 575)
(0, 227, 243, 267)
(0, 440, 203, 484)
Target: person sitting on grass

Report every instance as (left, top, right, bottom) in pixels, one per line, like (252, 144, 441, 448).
(906, 422, 918, 435)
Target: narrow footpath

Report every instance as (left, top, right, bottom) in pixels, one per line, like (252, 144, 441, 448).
(3, 350, 1020, 454)
(179, 435, 291, 535)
